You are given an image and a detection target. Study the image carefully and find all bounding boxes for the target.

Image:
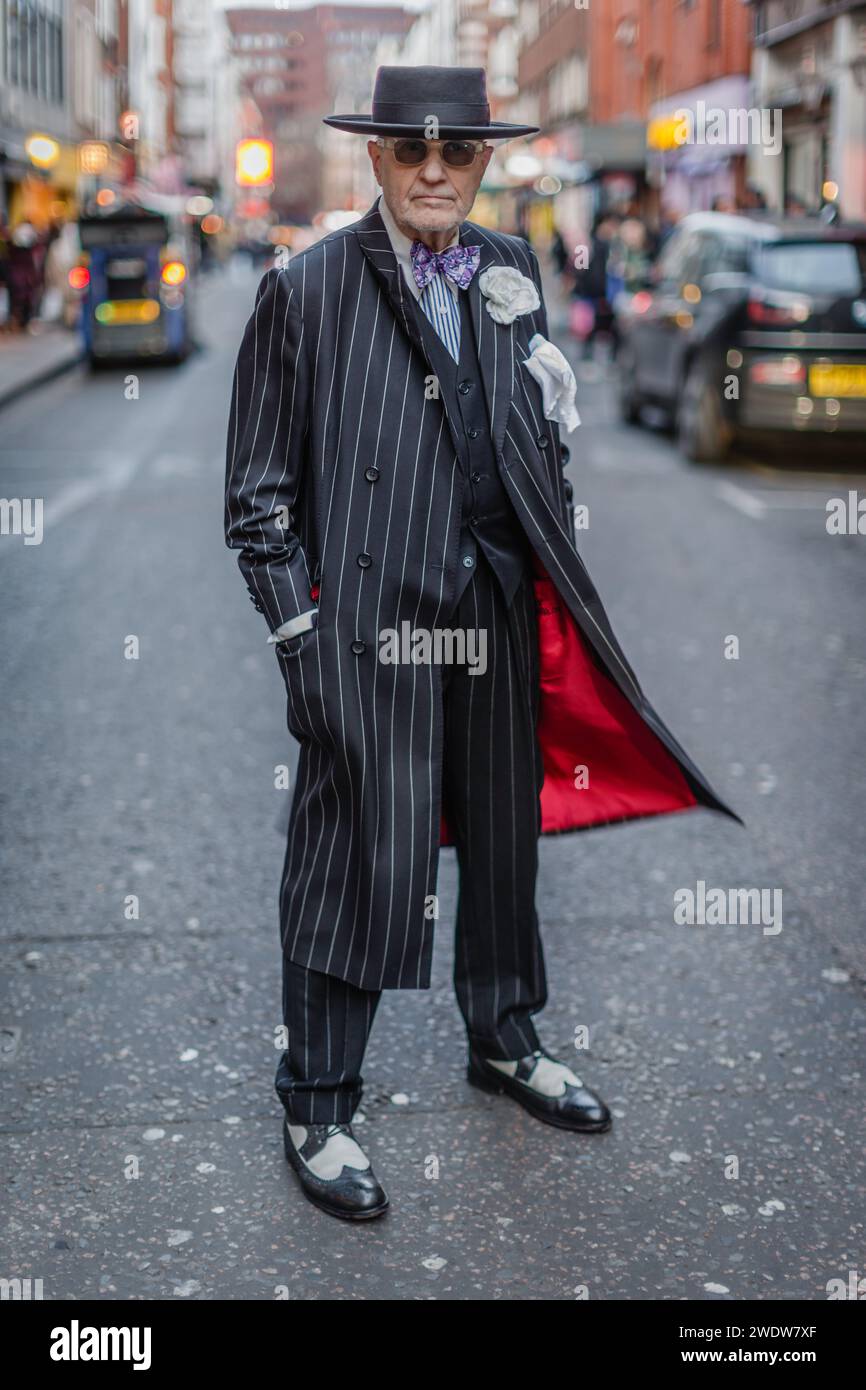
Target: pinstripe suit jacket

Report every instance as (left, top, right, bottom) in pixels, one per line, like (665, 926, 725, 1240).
(225, 198, 740, 991)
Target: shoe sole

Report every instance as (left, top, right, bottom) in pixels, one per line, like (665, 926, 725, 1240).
(297, 1185, 390, 1221)
(467, 1063, 613, 1134)
(283, 1125, 390, 1221)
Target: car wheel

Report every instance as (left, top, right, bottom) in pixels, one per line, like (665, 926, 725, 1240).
(617, 345, 643, 425)
(678, 357, 731, 462)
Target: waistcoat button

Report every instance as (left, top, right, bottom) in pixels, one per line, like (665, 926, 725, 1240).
(357, 552, 372, 567)
(364, 467, 380, 482)
(458, 380, 472, 395)
(350, 640, 366, 655)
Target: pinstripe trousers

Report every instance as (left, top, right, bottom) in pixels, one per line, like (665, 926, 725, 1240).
(275, 551, 548, 1123)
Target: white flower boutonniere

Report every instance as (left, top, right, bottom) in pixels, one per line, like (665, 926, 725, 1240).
(478, 266, 540, 325)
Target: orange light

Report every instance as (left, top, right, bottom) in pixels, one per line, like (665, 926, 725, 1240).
(161, 260, 187, 286)
(68, 265, 90, 291)
(25, 133, 60, 167)
(78, 140, 109, 174)
(236, 139, 273, 186)
(95, 188, 115, 207)
(95, 299, 160, 324)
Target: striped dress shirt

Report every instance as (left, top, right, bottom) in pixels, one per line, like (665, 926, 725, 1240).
(377, 194, 463, 360)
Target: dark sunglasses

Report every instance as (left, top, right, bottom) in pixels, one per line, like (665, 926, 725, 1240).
(379, 137, 486, 168)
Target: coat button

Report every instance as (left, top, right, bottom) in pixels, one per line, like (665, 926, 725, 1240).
(471, 471, 483, 483)
(467, 426, 479, 439)
(357, 552, 372, 567)
(537, 434, 549, 448)
(462, 555, 474, 568)
(350, 639, 366, 655)
(560, 444, 571, 465)
(469, 515, 479, 526)
(458, 380, 472, 395)
(364, 466, 379, 482)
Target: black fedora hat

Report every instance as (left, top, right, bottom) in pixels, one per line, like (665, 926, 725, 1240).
(322, 65, 539, 140)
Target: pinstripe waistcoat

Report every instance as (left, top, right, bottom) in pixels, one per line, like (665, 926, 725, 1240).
(225, 198, 742, 991)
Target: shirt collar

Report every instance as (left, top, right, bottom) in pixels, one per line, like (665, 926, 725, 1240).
(377, 193, 459, 300)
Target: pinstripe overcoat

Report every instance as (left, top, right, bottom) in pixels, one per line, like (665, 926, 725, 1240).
(224, 198, 741, 991)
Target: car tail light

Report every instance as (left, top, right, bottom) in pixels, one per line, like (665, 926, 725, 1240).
(161, 260, 187, 286)
(749, 357, 806, 387)
(747, 293, 811, 326)
(68, 265, 90, 291)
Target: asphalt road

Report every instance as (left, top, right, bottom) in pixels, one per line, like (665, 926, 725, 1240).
(1, 258, 864, 1301)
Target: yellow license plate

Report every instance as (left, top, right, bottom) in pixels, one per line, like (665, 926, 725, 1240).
(96, 299, 160, 325)
(808, 364, 866, 398)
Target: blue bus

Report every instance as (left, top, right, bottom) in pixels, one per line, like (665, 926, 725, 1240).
(77, 200, 195, 365)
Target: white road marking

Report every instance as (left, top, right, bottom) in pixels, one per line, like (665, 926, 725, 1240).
(0, 453, 141, 557)
(715, 481, 768, 519)
(745, 490, 847, 509)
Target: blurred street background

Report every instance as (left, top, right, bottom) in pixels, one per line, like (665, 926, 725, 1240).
(2, 0, 866, 1300)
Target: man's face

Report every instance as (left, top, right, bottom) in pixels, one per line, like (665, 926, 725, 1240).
(368, 138, 494, 237)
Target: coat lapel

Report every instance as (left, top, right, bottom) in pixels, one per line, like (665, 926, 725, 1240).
(352, 201, 424, 355)
(353, 200, 465, 455)
(459, 219, 515, 461)
(353, 200, 516, 460)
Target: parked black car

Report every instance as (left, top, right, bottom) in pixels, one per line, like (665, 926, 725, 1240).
(614, 212, 866, 460)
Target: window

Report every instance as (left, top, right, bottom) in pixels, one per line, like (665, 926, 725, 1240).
(708, 0, 721, 48)
(755, 242, 866, 295)
(2, 0, 64, 99)
(655, 229, 700, 289)
(711, 234, 750, 275)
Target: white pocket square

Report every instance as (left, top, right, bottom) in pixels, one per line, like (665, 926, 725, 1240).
(521, 332, 581, 434)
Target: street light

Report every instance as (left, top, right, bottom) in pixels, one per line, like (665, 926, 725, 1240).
(236, 139, 273, 187)
(25, 133, 60, 168)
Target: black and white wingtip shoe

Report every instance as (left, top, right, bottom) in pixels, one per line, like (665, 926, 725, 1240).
(467, 1045, 612, 1133)
(282, 1116, 390, 1220)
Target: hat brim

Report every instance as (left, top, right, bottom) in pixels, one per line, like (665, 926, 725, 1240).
(322, 115, 540, 140)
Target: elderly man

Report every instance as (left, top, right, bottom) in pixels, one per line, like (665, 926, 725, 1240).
(225, 66, 740, 1221)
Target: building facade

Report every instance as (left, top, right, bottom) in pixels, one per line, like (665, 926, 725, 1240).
(746, 0, 866, 219)
(225, 4, 414, 222)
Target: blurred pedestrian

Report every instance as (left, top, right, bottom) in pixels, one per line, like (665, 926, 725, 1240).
(0, 217, 10, 329)
(739, 182, 768, 212)
(657, 203, 682, 248)
(608, 215, 652, 296)
(6, 222, 42, 330)
(549, 225, 569, 278)
(569, 211, 619, 359)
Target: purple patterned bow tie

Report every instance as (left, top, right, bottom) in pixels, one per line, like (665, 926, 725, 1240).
(410, 240, 482, 292)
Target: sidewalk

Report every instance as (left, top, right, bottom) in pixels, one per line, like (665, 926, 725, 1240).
(0, 320, 83, 409)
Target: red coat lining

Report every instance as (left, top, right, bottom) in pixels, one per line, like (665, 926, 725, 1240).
(439, 552, 697, 847)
